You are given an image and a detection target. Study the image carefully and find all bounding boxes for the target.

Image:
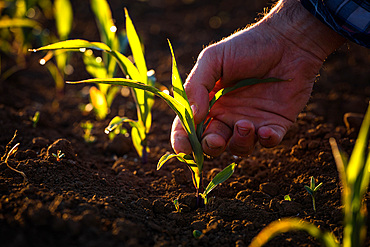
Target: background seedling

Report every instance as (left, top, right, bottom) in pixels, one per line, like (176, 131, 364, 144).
(284, 195, 292, 201)
(30, 111, 40, 128)
(52, 150, 65, 162)
(81, 121, 96, 143)
(173, 199, 181, 213)
(249, 103, 370, 247)
(193, 230, 203, 239)
(31, 6, 156, 163)
(304, 176, 323, 213)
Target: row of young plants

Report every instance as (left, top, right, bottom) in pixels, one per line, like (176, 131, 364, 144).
(28, 0, 370, 246)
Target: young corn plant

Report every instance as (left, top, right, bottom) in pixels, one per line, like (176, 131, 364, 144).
(249, 103, 370, 247)
(38, 0, 73, 97)
(52, 150, 65, 162)
(0, 1, 42, 80)
(62, 40, 280, 206)
(304, 176, 323, 213)
(31, 7, 155, 162)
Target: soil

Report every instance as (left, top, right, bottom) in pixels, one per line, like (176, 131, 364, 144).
(1, 0, 370, 246)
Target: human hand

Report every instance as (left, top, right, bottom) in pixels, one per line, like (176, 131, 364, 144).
(171, 0, 345, 157)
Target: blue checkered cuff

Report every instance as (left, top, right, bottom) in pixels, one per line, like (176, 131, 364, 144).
(300, 0, 370, 48)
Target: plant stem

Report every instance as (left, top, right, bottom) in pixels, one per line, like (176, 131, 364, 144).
(311, 195, 316, 213)
(142, 145, 147, 164)
(196, 175, 205, 208)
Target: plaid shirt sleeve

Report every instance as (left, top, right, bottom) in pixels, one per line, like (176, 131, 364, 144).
(300, 0, 370, 48)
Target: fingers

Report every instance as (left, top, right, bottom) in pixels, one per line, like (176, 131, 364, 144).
(171, 116, 192, 155)
(228, 120, 257, 157)
(257, 125, 285, 148)
(184, 44, 222, 124)
(201, 119, 232, 157)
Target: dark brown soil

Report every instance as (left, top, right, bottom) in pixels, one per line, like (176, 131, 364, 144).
(1, 1, 369, 246)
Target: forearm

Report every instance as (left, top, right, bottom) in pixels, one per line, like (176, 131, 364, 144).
(261, 0, 346, 61)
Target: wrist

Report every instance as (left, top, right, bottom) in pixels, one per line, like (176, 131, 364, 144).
(261, 0, 345, 61)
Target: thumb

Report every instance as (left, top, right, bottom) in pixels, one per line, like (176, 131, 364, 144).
(184, 44, 223, 124)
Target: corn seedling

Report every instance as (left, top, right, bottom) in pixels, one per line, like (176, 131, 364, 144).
(31, 7, 155, 163)
(249, 103, 370, 247)
(38, 0, 73, 96)
(59, 39, 280, 206)
(0, 1, 42, 80)
(284, 195, 291, 201)
(81, 121, 96, 143)
(173, 199, 181, 213)
(30, 111, 40, 128)
(304, 176, 323, 213)
(193, 230, 203, 239)
(52, 150, 65, 162)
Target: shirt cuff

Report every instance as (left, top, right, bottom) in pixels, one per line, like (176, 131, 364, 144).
(300, 0, 370, 48)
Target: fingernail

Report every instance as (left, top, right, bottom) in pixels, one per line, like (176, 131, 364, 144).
(260, 135, 271, 140)
(205, 139, 221, 150)
(191, 104, 198, 115)
(237, 126, 250, 137)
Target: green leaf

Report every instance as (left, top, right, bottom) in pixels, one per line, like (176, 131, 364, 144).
(54, 0, 73, 40)
(203, 163, 237, 197)
(30, 39, 112, 52)
(124, 9, 154, 134)
(110, 50, 141, 80)
(168, 40, 192, 118)
(0, 18, 40, 29)
(157, 152, 195, 170)
(105, 116, 127, 134)
(168, 40, 203, 170)
(91, 0, 116, 47)
(249, 218, 339, 247)
(45, 62, 64, 92)
(304, 185, 313, 196)
(83, 51, 107, 79)
(209, 78, 284, 109)
(284, 195, 291, 201)
(124, 8, 147, 85)
(89, 86, 108, 120)
(68, 78, 190, 132)
(131, 126, 147, 158)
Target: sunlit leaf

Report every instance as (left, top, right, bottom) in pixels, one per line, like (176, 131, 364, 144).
(0, 18, 39, 29)
(91, 0, 117, 49)
(89, 86, 108, 120)
(124, 8, 147, 85)
(83, 50, 107, 79)
(54, 0, 73, 40)
(203, 163, 237, 196)
(249, 218, 339, 247)
(30, 39, 112, 52)
(209, 78, 284, 108)
(168, 40, 192, 118)
(157, 152, 195, 170)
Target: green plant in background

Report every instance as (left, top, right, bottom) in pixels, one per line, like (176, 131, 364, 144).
(173, 199, 181, 213)
(193, 230, 203, 239)
(249, 103, 370, 247)
(284, 195, 291, 201)
(304, 176, 323, 213)
(30, 110, 40, 128)
(81, 121, 96, 143)
(0, 0, 43, 80)
(38, 0, 73, 96)
(31, 6, 155, 163)
(52, 150, 65, 161)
